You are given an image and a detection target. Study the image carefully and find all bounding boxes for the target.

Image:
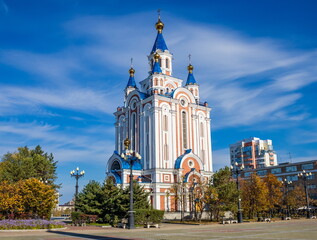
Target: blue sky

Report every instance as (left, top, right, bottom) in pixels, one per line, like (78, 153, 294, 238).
(1, 0, 317, 203)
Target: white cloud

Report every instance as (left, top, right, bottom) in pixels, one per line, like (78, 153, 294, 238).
(212, 148, 230, 171)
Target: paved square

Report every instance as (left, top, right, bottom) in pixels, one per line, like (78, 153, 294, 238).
(0, 219, 317, 240)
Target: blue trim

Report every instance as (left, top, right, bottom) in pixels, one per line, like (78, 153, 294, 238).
(183, 168, 196, 183)
(126, 75, 137, 88)
(112, 151, 143, 170)
(174, 149, 192, 169)
(152, 61, 162, 74)
(151, 32, 168, 53)
(111, 170, 122, 184)
(186, 73, 197, 85)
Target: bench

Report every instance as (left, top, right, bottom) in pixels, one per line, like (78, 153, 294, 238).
(222, 219, 238, 224)
(145, 223, 159, 228)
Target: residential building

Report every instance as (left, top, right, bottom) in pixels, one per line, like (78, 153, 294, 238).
(241, 159, 317, 199)
(230, 137, 277, 169)
(106, 16, 213, 211)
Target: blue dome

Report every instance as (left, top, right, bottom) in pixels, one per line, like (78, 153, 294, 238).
(151, 32, 168, 53)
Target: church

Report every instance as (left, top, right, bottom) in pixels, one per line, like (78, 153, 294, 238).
(106, 15, 213, 211)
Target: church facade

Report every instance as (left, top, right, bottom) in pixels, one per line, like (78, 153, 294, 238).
(106, 16, 213, 211)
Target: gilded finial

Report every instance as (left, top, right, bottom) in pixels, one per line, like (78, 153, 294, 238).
(187, 54, 193, 73)
(154, 52, 160, 62)
(155, 9, 164, 33)
(124, 138, 131, 149)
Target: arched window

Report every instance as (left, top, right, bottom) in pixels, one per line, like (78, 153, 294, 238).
(159, 58, 162, 67)
(200, 122, 204, 137)
(182, 111, 188, 149)
(111, 161, 121, 171)
(145, 116, 150, 169)
(166, 58, 169, 68)
(163, 115, 168, 131)
(131, 113, 136, 151)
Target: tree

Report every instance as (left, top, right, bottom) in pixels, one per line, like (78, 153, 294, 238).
(286, 186, 306, 211)
(19, 178, 57, 219)
(100, 178, 127, 225)
(208, 167, 238, 221)
(241, 173, 269, 219)
(75, 180, 103, 216)
(0, 146, 58, 189)
(263, 173, 283, 217)
(0, 181, 23, 218)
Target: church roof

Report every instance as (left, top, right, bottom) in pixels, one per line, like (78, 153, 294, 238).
(151, 32, 168, 54)
(152, 61, 162, 74)
(126, 67, 137, 88)
(185, 72, 197, 85)
(126, 75, 137, 88)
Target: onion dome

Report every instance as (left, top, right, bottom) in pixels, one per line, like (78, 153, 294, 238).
(126, 67, 137, 88)
(185, 64, 197, 85)
(152, 52, 162, 74)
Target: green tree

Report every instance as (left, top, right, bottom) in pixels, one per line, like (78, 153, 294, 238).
(241, 173, 269, 219)
(123, 181, 151, 210)
(208, 167, 238, 221)
(0, 146, 58, 189)
(100, 179, 127, 225)
(75, 180, 103, 216)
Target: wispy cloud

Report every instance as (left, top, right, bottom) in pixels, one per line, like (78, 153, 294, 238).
(0, 0, 8, 15)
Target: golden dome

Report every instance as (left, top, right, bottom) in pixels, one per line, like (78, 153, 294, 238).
(154, 52, 160, 61)
(187, 64, 194, 73)
(129, 67, 135, 76)
(155, 19, 164, 33)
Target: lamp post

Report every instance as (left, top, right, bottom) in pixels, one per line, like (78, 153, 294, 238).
(70, 167, 85, 210)
(298, 170, 312, 219)
(230, 162, 244, 223)
(120, 138, 142, 229)
(282, 179, 292, 218)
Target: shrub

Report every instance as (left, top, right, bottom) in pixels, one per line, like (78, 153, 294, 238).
(135, 209, 164, 225)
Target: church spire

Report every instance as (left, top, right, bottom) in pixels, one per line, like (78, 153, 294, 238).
(151, 10, 168, 54)
(126, 58, 137, 88)
(152, 52, 162, 74)
(185, 54, 197, 85)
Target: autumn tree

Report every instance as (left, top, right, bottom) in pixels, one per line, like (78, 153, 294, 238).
(286, 186, 306, 211)
(241, 173, 269, 219)
(263, 173, 283, 216)
(0, 146, 58, 189)
(0, 181, 23, 218)
(19, 178, 57, 219)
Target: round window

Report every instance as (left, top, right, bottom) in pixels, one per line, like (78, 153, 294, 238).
(188, 160, 194, 168)
(180, 99, 186, 107)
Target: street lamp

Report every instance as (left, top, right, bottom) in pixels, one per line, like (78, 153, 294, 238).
(298, 170, 312, 219)
(230, 162, 244, 223)
(120, 138, 142, 229)
(70, 167, 85, 210)
(282, 179, 292, 218)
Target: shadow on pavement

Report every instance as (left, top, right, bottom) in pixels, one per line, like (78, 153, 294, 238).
(47, 230, 135, 240)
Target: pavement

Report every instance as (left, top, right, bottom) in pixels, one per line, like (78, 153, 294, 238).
(0, 219, 317, 240)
